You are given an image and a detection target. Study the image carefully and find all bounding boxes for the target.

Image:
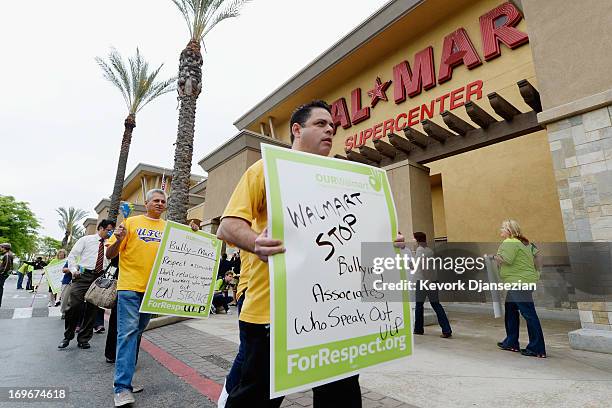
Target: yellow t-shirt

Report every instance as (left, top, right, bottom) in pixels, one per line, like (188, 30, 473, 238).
(108, 215, 166, 292)
(222, 160, 269, 324)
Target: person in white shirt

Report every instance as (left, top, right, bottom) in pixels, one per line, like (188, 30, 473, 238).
(58, 219, 115, 350)
(412, 231, 452, 338)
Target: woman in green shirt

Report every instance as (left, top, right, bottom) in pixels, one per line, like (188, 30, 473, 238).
(494, 219, 546, 358)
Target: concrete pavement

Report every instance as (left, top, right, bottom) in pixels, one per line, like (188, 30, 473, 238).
(177, 307, 612, 408)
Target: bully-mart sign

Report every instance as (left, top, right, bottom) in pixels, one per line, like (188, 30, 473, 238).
(333, 2, 529, 151)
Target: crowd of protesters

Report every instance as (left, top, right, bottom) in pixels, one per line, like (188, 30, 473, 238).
(0, 101, 546, 408)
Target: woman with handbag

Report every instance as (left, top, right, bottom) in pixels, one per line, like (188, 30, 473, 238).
(494, 219, 546, 358)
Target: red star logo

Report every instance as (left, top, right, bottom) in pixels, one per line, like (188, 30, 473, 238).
(367, 77, 392, 108)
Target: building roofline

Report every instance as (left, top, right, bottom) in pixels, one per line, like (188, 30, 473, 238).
(233, 0, 424, 130)
(123, 163, 204, 188)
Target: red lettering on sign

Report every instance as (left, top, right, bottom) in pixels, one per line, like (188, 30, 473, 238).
(408, 107, 420, 127)
(449, 86, 465, 109)
(436, 92, 451, 113)
(395, 113, 407, 131)
(351, 88, 370, 124)
(466, 80, 483, 102)
(330, 97, 352, 130)
(438, 28, 482, 83)
(480, 2, 529, 61)
(373, 122, 383, 141)
(383, 118, 395, 137)
(420, 100, 435, 122)
(392, 46, 436, 103)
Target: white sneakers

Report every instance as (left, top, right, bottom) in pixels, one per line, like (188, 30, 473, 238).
(217, 379, 229, 408)
(114, 390, 135, 407)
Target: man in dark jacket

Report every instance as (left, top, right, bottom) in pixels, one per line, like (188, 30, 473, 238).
(0, 243, 15, 307)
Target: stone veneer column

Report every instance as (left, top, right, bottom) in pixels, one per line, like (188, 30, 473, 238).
(546, 105, 612, 353)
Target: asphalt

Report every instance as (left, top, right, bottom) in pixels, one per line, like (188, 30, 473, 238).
(0, 275, 215, 408)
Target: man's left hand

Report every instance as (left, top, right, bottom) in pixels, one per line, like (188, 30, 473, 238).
(394, 232, 406, 249)
(189, 221, 200, 232)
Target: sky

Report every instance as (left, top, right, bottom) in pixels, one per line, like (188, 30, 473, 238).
(1, 0, 389, 241)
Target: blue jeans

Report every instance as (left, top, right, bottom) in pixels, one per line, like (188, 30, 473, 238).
(114, 291, 151, 393)
(502, 290, 546, 355)
(414, 284, 452, 335)
(225, 294, 245, 393)
(16, 273, 24, 289)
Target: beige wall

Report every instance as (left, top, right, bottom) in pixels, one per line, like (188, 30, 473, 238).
(427, 130, 566, 242)
(202, 149, 261, 221)
(431, 176, 447, 239)
(385, 160, 434, 240)
(522, 0, 612, 110)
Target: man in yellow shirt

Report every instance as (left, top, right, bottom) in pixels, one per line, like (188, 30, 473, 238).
(106, 189, 167, 407)
(218, 100, 405, 407)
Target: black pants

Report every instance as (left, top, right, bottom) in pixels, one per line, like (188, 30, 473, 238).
(0, 275, 6, 307)
(26, 272, 33, 290)
(63, 271, 101, 343)
(414, 283, 452, 335)
(225, 321, 362, 408)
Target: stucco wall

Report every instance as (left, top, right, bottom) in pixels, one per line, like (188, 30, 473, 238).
(522, 0, 612, 110)
(427, 130, 566, 242)
(202, 150, 257, 221)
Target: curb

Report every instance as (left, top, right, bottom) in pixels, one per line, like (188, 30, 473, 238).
(145, 316, 191, 332)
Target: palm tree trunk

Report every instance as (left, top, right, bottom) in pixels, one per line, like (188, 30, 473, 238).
(168, 40, 203, 224)
(108, 114, 136, 222)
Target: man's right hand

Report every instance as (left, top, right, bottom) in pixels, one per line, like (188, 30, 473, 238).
(254, 228, 285, 263)
(114, 223, 127, 242)
(72, 270, 81, 280)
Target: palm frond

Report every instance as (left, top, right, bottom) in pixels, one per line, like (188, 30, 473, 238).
(171, 0, 249, 44)
(96, 47, 174, 115)
(202, 0, 246, 38)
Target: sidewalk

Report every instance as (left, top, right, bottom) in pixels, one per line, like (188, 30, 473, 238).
(143, 308, 612, 408)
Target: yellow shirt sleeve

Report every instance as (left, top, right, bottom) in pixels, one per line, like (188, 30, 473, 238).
(222, 160, 266, 227)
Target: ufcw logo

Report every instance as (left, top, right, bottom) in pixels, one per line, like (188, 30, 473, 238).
(136, 228, 163, 243)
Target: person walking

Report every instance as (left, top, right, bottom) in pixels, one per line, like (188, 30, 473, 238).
(106, 189, 167, 407)
(0, 243, 15, 307)
(495, 219, 546, 358)
(217, 100, 406, 408)
(16, 260, 31, 290)
(24, 256, 46, 291)
(44, 249, 68, 307)
(58, 219, 115, 350)
(412, 232, 452, 338)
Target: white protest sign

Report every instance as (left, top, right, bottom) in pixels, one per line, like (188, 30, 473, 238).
(44, 261, 66, 294)
(140, 221, 221, 318)
(263, 145, 412, 397)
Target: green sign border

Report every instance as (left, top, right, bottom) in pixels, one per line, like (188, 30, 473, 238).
(263, 145, 412, 395)
(140, 220, 221, 318)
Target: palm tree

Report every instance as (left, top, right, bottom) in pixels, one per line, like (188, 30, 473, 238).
(167, 0, 249, 223)
(56, 207, 89, 248)
(96, 48, 176, 221)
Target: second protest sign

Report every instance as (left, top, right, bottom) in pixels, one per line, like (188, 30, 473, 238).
(140, 220, 221, 318)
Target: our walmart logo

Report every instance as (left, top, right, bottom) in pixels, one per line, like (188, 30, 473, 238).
(368, 169, 384, 192)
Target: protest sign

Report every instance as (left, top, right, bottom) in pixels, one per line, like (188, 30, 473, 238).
(140, 221, 221, 318)
(44, 261, 66, 294)
(262, 144, 412, 397)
